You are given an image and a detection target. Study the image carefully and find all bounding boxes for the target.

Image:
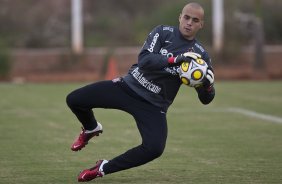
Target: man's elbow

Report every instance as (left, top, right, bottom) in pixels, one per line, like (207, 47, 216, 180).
(137, 53, 150, 70)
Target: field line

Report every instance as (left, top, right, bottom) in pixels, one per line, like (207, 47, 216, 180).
(226, 107, 282, 124)
(169, 107, 282, 124)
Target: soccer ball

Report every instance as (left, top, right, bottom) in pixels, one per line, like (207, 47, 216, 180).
(178, 58, 208, 87)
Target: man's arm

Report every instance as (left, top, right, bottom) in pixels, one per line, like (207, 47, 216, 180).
(195, 85, 215, 105)
(195, 53, 215, 105)
(137, 25, 169, 71)
(138, 50, 169, 70)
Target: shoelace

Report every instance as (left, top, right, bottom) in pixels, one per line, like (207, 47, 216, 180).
(78, 128, 86, 141)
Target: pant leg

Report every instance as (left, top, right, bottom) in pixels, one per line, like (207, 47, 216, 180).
(66, 80, 131, 130)
(67, 80, 168, 174)
(103, 101, 168, 174)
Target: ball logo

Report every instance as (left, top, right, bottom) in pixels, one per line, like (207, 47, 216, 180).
(181, 77, 189, 85)
(192, 69, 203, 80)
(196, 58, 205, 65)
(181, 62, 189, 72)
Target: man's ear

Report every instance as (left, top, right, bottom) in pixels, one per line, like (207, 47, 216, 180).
(200, 20, 204, 29)
(179, 13, 182, 23)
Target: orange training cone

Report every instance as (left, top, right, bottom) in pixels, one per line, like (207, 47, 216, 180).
(105, 57, 118, 80)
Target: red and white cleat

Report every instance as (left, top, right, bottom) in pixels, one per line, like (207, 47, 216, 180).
(78, 160, 108, 182)
(71, 122, 103, 151)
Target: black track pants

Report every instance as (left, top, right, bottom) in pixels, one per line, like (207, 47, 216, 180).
(66, 79, 168, 174)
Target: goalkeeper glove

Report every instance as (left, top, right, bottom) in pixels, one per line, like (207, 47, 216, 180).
(168, 52, 201, 65)
(202, 67, 215, 89)
(183, 52, 201, 59)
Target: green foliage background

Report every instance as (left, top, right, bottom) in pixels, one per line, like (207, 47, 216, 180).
(0, 0, 281, 48)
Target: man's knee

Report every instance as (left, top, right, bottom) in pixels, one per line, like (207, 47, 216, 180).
(66, 91, 78, 108)
(145, 142, 166, 159)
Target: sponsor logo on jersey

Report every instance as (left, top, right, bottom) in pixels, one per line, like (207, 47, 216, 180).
(163, 26, 174, 32)
(147, 33, 159, 52)
(159, 48, 178, 75)
(165, 40, 172, 44)
(188, 47, 195, 52)
(195, 43, 204, 52)
(164, 67, 178, 75)
(160, 48, 173, 58)
(131, 67, 162, 94)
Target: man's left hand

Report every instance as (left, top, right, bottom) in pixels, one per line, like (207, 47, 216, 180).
(202, 68, 214, 89)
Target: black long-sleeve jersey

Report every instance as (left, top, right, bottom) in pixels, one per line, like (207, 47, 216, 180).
(123, 25, 215, 111)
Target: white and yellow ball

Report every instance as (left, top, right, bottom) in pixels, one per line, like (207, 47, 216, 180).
(178, 58, 208, 87)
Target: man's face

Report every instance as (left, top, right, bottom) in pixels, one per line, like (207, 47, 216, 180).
(179, 5, 204, 40)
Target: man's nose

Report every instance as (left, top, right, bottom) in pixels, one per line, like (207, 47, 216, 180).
(187, 18, 192, 25)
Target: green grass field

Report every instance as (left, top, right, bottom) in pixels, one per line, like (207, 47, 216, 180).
(0, 81, 282, 184)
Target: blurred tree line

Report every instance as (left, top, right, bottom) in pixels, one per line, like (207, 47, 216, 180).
(0, 0, 281, 48)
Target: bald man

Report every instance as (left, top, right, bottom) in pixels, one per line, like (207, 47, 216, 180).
(179, 3, 205, 40)
(67, 2, 215, 182)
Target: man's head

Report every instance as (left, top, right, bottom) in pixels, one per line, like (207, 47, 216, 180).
(179, 2, 205, 40)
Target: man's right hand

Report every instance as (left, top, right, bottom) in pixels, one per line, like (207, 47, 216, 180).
(168, 52, 201, 65)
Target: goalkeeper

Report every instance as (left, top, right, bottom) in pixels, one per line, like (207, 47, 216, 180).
(66, 2, 215, 182)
